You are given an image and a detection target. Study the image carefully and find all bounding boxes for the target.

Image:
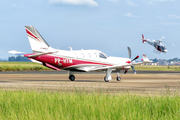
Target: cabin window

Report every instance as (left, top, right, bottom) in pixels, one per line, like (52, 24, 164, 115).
(88, 53, 91, 58)
(91, 53, 97, 58)
(77, 53, 83, 58)
(99, 53, 107, 59)
(83, 53, 90, 58)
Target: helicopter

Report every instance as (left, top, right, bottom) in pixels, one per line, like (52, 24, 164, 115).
(141, 34, 168, 53)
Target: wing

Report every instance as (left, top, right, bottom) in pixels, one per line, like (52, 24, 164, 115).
(87, 54, 152, 72)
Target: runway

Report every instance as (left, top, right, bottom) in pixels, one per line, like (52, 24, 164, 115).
(0, 70, 180, 94)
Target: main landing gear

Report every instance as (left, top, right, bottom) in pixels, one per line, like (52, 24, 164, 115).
(69, 74, 75, 81)
(69, 71, 75, 81)
(68, 70, 121, 82)
(104, 69, 121, 82)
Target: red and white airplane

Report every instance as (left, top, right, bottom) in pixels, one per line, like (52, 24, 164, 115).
(9, 26, 152, 82)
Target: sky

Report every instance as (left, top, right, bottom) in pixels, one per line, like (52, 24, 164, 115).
(0, 0, 180, 60)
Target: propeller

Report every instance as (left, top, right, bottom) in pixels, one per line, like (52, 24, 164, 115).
(130, 55, 139, 74)
(125, 47, 139, 74)
(131, 66, 136, 74)
(127, 47, 131, 59)
(131, 55, 139, 62)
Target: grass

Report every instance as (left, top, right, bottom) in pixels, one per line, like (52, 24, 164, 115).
(0, 90, 180, 120)
(0, 62, 51, 71)
(0, 62, 180, 71)
(135, 65, 180, 71)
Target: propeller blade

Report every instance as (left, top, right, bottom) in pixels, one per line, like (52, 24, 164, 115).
(127, 47, 131, 59)
(124, 70, 128, 74)
(131, 66, 136, 74)
(131, 55, 139, 62)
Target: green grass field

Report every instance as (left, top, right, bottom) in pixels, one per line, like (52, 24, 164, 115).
(0, 90, 180, 120)
(0, 62, 180, 71)
(0, 62, 50, 71)
(135, 65, 180, 71)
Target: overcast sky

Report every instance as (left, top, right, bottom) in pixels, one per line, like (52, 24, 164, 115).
(0, 0, 179, 60)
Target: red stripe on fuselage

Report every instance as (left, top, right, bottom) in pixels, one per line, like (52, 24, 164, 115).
(26, 29, 41, 42)
(25, 54, 113, 69)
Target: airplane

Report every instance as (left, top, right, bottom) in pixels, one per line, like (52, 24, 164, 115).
(141, 34, 168, 53)
(9, 26, 152, 82)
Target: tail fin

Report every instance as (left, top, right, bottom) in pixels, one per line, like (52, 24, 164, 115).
(25, 26, 50, 53)
(142, 54, 152, 63)
(141, 34, 146, 43)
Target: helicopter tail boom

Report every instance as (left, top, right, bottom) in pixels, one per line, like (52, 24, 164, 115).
(142, 34, 146, 43)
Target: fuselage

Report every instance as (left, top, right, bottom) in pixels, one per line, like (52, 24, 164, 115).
(25, 47, 131, 72)
(146, 40, 167, 53)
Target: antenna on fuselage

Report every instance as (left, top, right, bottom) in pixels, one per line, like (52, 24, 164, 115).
(69, 47, 73, 51)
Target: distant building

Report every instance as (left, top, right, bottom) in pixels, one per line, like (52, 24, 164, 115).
(158, 60, 167, 65)
(174, 62, 180, 66)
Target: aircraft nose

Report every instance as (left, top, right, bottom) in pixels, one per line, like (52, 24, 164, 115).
(164, 50, 167, 53)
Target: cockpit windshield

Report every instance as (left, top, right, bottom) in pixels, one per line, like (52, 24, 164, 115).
(99, 53, 107, 59)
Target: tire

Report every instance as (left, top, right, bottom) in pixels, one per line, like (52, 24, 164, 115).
(116, 76, 121, 81)
(69, 75, 75, 81)
(104, 76, 109, 82)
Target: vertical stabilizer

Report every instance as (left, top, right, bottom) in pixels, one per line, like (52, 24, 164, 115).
(143, 54, 152, 63)
(25, 26, 50, 53)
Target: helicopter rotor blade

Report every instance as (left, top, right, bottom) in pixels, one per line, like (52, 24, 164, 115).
(162, 41, 175, 46)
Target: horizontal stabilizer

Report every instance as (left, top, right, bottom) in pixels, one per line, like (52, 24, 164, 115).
(25, 51, 58, 58)
(30, 59, 42, 64)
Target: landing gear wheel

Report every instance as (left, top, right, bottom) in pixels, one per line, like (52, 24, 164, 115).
(116, 76, 121, 81)
(69, 75, 75, 81)
(104, 76, 109, 82)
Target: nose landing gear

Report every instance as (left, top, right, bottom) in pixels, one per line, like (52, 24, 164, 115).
(116, 73, 121, 81)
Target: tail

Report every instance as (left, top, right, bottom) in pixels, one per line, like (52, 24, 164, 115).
(141, 34, 146, 43)
(142, 54, 152, 63)
(25, 26, 50, 53)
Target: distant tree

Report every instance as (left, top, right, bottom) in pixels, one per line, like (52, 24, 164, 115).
(151, 58, 158, 63)
(167, 57, 179, 62)
(8, 56, 30, 62)
(8, 56, 16, 61)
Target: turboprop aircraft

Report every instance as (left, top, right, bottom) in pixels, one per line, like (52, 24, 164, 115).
(141, 34, 168, 53)
(9, 26, 152, 82)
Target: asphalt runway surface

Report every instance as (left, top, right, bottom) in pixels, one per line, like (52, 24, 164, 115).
(0, 70, 180, 94)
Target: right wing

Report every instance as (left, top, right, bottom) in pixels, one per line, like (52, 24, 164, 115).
(87, 54, 152, 72)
